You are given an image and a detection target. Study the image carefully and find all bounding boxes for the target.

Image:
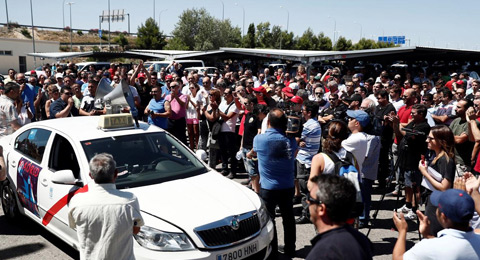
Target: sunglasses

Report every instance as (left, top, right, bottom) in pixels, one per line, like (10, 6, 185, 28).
(329, 98, 337, 101)
(63, 92, 72, 96)
(307, 192, 322, 205)
(315, 93, 323, 96)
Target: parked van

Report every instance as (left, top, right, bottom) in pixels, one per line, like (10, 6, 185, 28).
(144, 60, 205, 72)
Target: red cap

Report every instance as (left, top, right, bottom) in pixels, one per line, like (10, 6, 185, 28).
(165, 75, 173, 80)
(30, 70, 36, 74)
(290, 96, 303, 104)
(137, 73, 146, 79)
(282, 86, 294, 97)
(252, 86, 267, 94)
(456, 80, 464, 85)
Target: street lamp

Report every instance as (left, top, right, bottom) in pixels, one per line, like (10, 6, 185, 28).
(29, 0, 36, 67)
(279, 6, 289, 32)
(353, 21, 362, 42)
(234, 3, 245, 36)
(327, 16, 336, 47)
(158, 9, 167, 32)
(66, 2, 74, 52)
(153, 0, 156, 20)
(62, 0, 65, 28)
(219, 0, 224, 21)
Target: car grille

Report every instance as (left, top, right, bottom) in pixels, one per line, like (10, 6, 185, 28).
(195, 212, 261, 248)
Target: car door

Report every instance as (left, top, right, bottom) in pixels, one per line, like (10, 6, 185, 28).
(7, 128, 52, 221)
(36, 133, 85, 246)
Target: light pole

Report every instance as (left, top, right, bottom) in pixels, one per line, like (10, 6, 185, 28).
(328, 16, 336, 47)
(4, 0, 8, 26)
(279, 6, 289, 32)
(29, 0, 36, 67)
(108, 0, 110, 49)
(220, 0, 224, 21)
(234, 3, 245, 36)
(158, 9, 167, 32)
(66, 2, 74, 52)
(153, 0, 155, 20)
(354, 21, 362, 42)
(62, 0, 65, 28)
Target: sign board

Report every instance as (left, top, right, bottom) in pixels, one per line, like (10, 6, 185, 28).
(99, 29, 102, 38)
(378, 36, 405, 44)
(100, 9, 125, 23)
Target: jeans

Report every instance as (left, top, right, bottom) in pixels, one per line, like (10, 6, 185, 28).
(241, 147, 258, 176)
(360, 178, 374, 223)
(218, 132, 237, 174)
(259, 188, 296, 254)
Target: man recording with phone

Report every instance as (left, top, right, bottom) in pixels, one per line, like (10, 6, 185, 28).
(389, 104, 431, 220)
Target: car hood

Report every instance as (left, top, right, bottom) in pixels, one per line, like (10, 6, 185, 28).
(129, 171, 258, 232)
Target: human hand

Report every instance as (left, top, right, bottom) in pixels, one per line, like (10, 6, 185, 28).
(67, 97, 74, 106)
(454, 177, 466, 191)
(418, 160, 428, 175)
(299, 141, 306, 147)
(467, 107, 477, 121)
(464, 172, 480, 195)
(417, 210, 431, 238)
(393, 211, 408, 233)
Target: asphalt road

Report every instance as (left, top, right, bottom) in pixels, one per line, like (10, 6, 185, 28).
(0, 174, 423, 260)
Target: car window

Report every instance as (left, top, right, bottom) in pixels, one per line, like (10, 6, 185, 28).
(81, 132, 207, 189)
(14, 128, 51, 164)
(48, 134, 81, 178)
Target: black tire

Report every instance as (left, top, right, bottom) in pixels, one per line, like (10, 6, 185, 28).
(1, 180, 20, 220)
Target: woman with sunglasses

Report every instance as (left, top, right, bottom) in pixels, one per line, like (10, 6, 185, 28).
(418, 125, 456, 236)
(186, 83, 202, 150)
(45, 84, 60, 119)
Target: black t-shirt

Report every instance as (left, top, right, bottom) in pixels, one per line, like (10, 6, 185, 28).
(242, 112, 261, 149)
(374, 103, 396, 140)
(400, 120, 431, 170)
(431, 155, 456, 184)
(306, 225, 373, 260)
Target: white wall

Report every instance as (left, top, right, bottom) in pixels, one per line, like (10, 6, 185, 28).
(0, 38, 59, 75)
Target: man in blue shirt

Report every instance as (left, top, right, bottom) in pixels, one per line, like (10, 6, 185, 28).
(249, 108, 298, 257)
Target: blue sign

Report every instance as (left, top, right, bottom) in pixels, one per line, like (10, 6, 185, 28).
(378, 36, 406, 44)
(99, 29, 102, 38)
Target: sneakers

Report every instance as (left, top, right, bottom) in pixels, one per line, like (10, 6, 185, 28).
(397, 205, 416, 220)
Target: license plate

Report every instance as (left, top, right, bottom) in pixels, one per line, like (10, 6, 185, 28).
(216, 241, 259, 260)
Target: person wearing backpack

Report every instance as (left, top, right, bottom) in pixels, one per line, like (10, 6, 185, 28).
(342, 110, 370, 177)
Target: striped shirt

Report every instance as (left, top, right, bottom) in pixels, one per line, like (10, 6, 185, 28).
(296, 118, 322, 168)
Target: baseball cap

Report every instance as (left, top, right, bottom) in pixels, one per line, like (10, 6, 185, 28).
(252, 86, 267, 94)
(137, 73, 146, 79)
(451, 72, 458, 77)
(290, 96, 303, 104)
(344, 94, 363, 103)
(282, 86, 294, 97)
(30, 70, 37, 75)
(431, 189, 474, 223)
(165, 75, 173, 80)
(394, 74, 402, 80)
(55, 73, 63, 79)
(346, 110, 370, 127)
(314, 75, 321, 80)
(289, 82, 299, 90)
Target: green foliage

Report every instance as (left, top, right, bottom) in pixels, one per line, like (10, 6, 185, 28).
(59, 46, 69, 52)
(170, 8, 241, 51)
(20, 28, 32, 38)
(295, 28, 319, 50)
(334, 36, 353, 51)
(114, 33, 129, 50)
(317, 33, 333, 51)
(136, 17, 167, 50)
(92, 46, 100, 52)
(77, 30, 83, 36)
(255, 22, 272, 48)
(242, 23, 256, 48)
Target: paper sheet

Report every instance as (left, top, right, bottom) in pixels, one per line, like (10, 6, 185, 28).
(421, 166, 443, 191)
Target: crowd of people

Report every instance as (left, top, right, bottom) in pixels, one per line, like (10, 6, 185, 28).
(4, 59, 480, 259)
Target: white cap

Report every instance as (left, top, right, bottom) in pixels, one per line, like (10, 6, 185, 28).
(289, 82, 299, 90)
(55, 73, 63, 79)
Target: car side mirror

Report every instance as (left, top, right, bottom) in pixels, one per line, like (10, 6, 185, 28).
(51, 170, 81, 185)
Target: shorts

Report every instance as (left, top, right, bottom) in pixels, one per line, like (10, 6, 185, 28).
(404, 169, 422, 188)
(186, 118, 199, 124)
(242, 147, 258, 177)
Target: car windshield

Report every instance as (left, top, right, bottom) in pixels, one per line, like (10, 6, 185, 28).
(81, 132, 208, 189)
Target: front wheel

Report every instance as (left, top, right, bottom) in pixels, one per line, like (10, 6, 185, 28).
(1, 180, 20, 220)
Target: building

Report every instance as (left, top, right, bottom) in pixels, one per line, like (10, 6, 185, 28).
(0, 37, 59, 75)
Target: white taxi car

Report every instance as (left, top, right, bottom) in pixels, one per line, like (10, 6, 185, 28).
(0, 115, 274, 260)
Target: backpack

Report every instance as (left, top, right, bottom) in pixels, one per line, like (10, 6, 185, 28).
(324, 151, 364, 217)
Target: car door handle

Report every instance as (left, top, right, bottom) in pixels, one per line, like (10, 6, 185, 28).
(41, 178, 49, 187)
(10, 160, 16, 168)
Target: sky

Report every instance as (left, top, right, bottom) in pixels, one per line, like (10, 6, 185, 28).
(2, 0, 480, 50)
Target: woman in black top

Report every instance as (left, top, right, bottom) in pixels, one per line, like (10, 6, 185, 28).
(419, 125, 456, 236)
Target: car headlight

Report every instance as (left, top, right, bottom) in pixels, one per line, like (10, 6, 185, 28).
(134, 226, 195, 251)
(258, 199, 270, 228)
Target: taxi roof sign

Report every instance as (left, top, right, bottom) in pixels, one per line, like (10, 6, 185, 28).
(98, 114, 135, 131)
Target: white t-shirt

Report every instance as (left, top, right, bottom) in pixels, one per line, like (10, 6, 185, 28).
(186, 92, 203, 120)
(218, 100, 239, 133)
(0, 95, 19, 137)
(342, 132, 368, 177)
(320, 148, 350, 174)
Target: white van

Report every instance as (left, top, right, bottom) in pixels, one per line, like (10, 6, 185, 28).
(144, 60, 205, 73)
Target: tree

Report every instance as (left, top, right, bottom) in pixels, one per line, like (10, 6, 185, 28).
(170, 8, 241, 51)
(114, 33, 129, 50)
(353, 38, 378, 50)
(295, 28, 318, 50)
(164, 38, 190, 50)
(334, 36, 353, 51)
(317, 33, 333, 51)
(281, 31, 295, 50)
(243, 23, 256, 48)
(136, 18, 166, 50)
(255, 22, 273, 48)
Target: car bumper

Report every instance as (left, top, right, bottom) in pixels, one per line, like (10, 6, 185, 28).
(134, 219, 274, 260)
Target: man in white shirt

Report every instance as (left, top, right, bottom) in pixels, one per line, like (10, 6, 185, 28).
(68, 153, 144, 260)
(0, 82, 22, 137)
